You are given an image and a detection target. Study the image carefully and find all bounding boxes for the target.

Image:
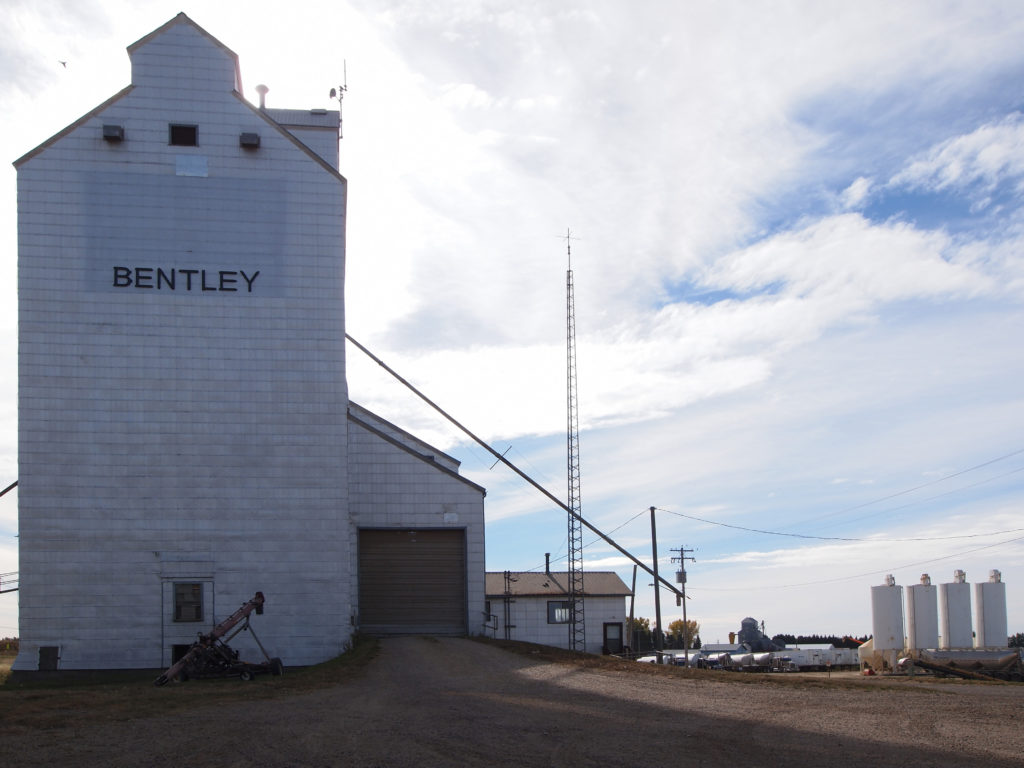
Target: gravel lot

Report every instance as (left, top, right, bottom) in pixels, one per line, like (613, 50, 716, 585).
(2, 636, 1023, 767)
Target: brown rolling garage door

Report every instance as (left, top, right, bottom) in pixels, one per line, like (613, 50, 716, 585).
(358, 528, 467, 635)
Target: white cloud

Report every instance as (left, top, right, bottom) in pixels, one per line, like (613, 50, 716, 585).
(705, 214, 991, 306)
(840, 176, 873, 210)
(439, 82, 496, 109)
(890, 112, 1024, 197)
(4, 0, 1024, 644)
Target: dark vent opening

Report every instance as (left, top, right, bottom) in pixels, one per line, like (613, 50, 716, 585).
(169, 124, 198, 146)
(103, 124, 124, 143)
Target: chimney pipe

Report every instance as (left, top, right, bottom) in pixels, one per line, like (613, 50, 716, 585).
(545, 553, 550, 575)
(255, 84, 269, 110)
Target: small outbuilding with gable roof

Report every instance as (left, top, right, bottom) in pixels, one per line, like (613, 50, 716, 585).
(485, 571, 632, 655)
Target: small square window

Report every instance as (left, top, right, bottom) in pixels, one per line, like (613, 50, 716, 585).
(169, 124, 198, 146)
(547, 600, 571, 624)
(174, 582, 204, 622)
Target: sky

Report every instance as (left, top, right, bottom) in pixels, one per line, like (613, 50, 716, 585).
(1, 0, 1023, 647)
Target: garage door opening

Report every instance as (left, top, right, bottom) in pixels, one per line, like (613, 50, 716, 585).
(358, 528, 467, 635)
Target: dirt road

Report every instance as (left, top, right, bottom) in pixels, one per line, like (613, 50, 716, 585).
(2, 636, 1023, 767)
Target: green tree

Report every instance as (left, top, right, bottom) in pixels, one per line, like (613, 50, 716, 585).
(625, 616, 651, 634)
(1009, 632, 1024, 648)
(667, 619, 700, 648)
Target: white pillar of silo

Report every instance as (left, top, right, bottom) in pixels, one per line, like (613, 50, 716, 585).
(871, 574, 905, 655)
(939, 569, 973, 649)
(974, 569, 1008, 649)
(906, 573, 938, 652)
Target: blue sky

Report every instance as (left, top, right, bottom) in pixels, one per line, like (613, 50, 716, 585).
(1, 0, 1023, 645)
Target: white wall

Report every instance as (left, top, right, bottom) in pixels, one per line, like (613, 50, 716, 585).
(487, 595, 627, 655)
(15, 19, 350, 670)
(348, 413, 486, 635)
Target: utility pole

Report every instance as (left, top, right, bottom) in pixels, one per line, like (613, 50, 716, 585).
(671, 545, 696, 664)
(503, 570, 517, 641)
(650, 506, 663, 663)
(628, 564, 637, 655)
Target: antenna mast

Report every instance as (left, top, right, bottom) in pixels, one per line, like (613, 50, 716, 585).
(565, 228, 585, 651)
(330, 60, 349, 139)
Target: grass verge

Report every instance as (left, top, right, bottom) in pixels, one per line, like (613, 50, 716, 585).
(472, 636, 989, 693)
(0, 637, 379, 729)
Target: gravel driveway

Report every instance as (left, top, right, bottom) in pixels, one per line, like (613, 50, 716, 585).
(3, 636, 1022, 767)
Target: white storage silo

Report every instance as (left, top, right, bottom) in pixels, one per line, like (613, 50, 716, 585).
(906, 573, 938, 651)
(974, 570, 1008, 649)
(871, 575, 904, 651)
(939, 569, 973, 649)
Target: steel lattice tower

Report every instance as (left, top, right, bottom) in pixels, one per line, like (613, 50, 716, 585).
(565, 232, 586, 651)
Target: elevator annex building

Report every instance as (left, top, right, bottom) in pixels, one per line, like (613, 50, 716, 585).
(13, 14, 486, 671)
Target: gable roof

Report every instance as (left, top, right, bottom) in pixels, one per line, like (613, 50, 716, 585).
(127, 12, 242, 93)
(348, 403, 485, 496)
(485, 571, 632, 598)
(14, 14, 345, 185)
(13, 85, 134, 168)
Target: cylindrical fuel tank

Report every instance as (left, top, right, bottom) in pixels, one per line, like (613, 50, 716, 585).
(939, 571, 972, 649)
(921, 648, 1018, 670)
(906, 574, 938, 651)
(731, 652, 753, 668)
(974, 570, 1007, 649)
(871, 576, 904, 651)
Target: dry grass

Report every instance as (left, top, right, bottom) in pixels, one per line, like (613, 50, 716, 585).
(0, 652, 13, 685)
(472, 637, 1004, 693)
(0, 637, 379, 728)
(1, 635, 1007, 734)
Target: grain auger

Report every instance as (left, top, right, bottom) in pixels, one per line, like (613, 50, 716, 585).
(155, 591, 283, 686)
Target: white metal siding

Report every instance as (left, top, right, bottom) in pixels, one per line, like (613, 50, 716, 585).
(487, 595, 628, 654)
(15, 17, 350, 670)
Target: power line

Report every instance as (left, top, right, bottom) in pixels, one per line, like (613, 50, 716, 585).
(689, 534, 1024, 592)
(345, 335, 686, 600)
(654, 447, 1024, 542)
(534, 507, 650, 570)
(791, 447, 1024, 527)
(821, 464, 1024, 529)
(657, 506, 1024, 543)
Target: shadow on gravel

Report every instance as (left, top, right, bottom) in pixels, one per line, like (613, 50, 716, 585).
(0, 636, 1019, 768)
(378, 637, 1022, 768)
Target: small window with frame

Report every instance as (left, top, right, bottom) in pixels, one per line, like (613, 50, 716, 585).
(174, 582, 204, 622)
(169, 124, 198, 146)
(547, 600, 571, 624)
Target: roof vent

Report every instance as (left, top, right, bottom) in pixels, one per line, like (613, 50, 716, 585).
(239, 132, 260, 149)
(255, 84, 269, 110)
(103, 124, 124, 143)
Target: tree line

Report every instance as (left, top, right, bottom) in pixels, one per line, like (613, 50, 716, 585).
(770, 634, 869, 649)
(625, 618, 701, 650)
